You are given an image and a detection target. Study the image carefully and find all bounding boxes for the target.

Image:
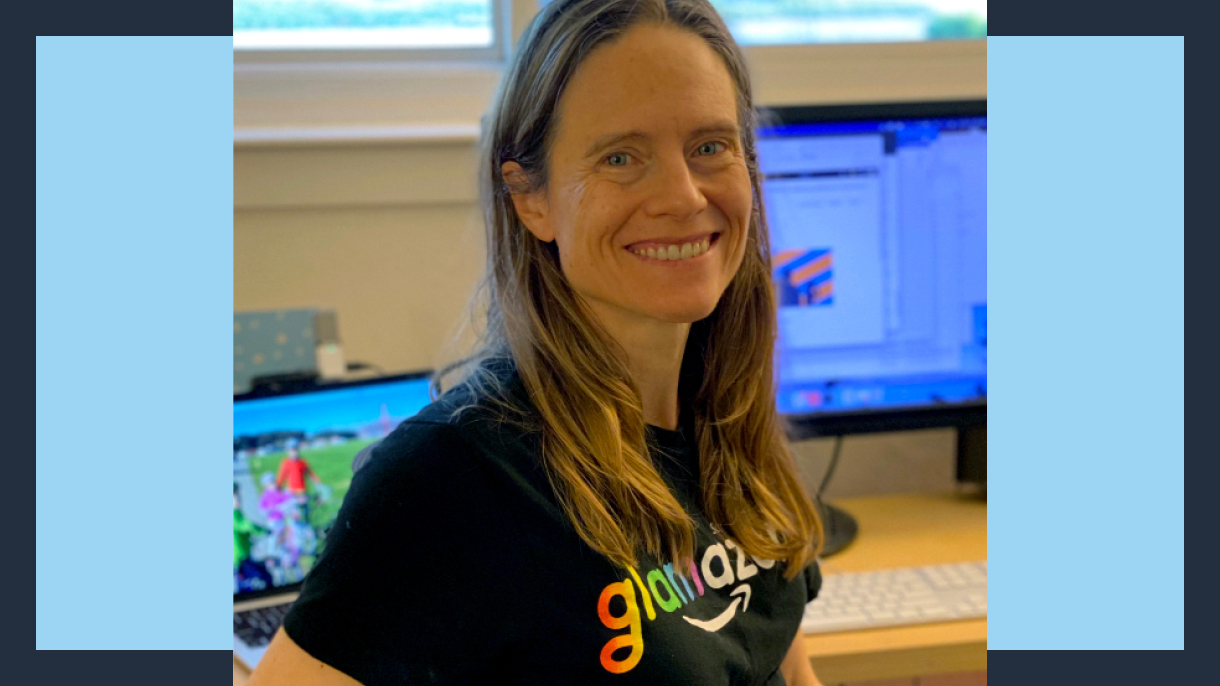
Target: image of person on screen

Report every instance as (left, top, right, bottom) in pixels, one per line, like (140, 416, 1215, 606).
(256, 472, 293, 585)
(258, 472, 291, 533)
(273, 499, 318, 585)
(233, 486, 272, 594)
(248, 2, 825, 685)
(275, 444, 327, 526)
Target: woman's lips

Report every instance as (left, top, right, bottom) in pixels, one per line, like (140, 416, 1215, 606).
(625, 232, 720, 263)
(624, 231, 718, 252)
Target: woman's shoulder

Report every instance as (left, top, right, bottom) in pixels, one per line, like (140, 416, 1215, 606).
(282, 366, 547, 685)
(356, 361, 542, 489)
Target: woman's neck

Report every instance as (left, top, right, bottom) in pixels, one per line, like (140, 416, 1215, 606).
(582, 298, 690, 431)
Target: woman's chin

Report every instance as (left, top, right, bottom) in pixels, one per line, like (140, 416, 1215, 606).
(644, 299, 720, 324)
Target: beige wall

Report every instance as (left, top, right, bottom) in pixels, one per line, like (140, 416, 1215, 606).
(234, 41, 985, 496)
(235, 203, 485, 376)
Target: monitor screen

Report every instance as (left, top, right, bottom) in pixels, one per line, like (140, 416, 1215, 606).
(232, 373, 433, 597)
(758, 102, 986, 417)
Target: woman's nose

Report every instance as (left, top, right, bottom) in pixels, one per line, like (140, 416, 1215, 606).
(643, 153, 708, 221)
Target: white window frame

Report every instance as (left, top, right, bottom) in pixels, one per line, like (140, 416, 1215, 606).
(233, 0, 985, 146)
(234, 0, 521, 66)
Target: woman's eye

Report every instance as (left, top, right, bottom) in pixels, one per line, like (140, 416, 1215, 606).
(606, 152, 631, 166)
(697, 141, 726, 156)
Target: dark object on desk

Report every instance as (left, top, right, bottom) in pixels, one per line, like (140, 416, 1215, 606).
(346, 360, 387, 375)
(957, 424, 987, 498)
(246, 362, 405, 399)
(817, 498, 859, 557)
(247, 371, 320, 397)
(808, 434, 858, 557)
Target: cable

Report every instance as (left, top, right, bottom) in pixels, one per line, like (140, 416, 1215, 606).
(817, 434, 844, 500)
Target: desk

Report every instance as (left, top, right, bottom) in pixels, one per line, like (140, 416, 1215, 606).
(802, 492, 987, 683)
(235, 492, 985, 685)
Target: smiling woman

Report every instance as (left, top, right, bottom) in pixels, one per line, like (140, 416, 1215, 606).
(247, 2, 824, 685)
(501, 23, 754, 330)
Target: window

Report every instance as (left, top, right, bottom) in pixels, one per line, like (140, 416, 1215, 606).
(235, 0, 499, 54)
(711, 1, 986, 46)
(236, 1, 987, 54)
(537, 0, 987, 46)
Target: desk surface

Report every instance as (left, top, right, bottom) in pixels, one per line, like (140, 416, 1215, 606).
(802, 491, 987, 683)
(235, 491, 986, 684)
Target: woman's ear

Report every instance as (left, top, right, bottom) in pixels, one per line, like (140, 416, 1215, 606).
(501, 161, 555, 243)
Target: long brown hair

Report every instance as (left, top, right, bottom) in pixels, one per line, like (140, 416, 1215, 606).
(436, 0, 822, 580)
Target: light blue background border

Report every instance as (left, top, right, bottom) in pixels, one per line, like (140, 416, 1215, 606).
(34, 35, 1185, 651)
(36, 37, 233, 649)
(989, 36, 1184, 649)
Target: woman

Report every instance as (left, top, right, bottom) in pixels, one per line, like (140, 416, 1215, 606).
(249, 1, 824, 684)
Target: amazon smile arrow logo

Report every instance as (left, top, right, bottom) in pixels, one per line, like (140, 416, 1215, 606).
(682, 583, 751, 632)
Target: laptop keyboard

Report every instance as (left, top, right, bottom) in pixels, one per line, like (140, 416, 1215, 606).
(234, 602, 293, 648)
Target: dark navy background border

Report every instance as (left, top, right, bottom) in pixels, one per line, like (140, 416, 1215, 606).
(991, 0, 1195, 683)
(29, 2, 238, 682)
(987, 0, 1195, 682)
(26, 0, 1193, 683)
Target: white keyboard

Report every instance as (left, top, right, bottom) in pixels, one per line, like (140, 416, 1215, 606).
(801, 561, 986, 634)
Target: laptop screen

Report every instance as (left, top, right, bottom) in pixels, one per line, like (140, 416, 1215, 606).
(233, 373, 433, 598)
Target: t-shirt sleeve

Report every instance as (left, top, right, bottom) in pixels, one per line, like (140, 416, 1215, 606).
(802, 558, 822, 603)
(282, 421, 534, 685)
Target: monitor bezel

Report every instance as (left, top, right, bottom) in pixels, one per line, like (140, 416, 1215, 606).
(758, 99, 987, 438)
(234, 369, 434, 403)
(759, 99, 986, 128)
(233, 369, 434, 602)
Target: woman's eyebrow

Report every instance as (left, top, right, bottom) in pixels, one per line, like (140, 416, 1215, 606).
(584, 131, 648, 158)
(690, 121, 741, 139)
(583, 120, 740, 158)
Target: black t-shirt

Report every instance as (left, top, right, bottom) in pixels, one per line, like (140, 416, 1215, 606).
(283, 365, 821, 685)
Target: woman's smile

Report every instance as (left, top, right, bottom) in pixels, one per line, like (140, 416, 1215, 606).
(625, 231, 722, 265)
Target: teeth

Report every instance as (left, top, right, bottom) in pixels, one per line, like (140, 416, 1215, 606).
(631, 236, 714, 261)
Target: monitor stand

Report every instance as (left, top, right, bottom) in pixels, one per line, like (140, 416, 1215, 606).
(957, 424, 987, 499)
(816, 497, 859, 557)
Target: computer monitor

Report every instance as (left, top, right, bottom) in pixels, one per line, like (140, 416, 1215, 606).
(757, 100, 987, 550)
(232, 372, 433, 600)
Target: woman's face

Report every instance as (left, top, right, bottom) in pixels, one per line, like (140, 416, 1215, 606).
(505, 23, 753, 326)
